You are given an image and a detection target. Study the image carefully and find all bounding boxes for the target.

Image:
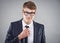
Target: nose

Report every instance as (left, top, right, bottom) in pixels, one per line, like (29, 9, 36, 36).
(26, 14, 31, 17)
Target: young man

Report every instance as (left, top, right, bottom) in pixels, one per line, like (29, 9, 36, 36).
(5, 1, 46, 43)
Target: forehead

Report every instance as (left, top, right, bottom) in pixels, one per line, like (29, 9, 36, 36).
(23, 8, 36, 12)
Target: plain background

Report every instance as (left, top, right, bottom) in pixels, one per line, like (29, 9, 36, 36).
(0, 0, 60, 43)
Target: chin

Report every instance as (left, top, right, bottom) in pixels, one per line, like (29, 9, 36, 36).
(26, 19, 32, 22)
(25, 18, 32, 21)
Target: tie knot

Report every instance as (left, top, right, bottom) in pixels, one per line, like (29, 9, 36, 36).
(25, 25, 29, 28)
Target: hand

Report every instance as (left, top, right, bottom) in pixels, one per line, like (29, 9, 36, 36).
(18, 28, 30, 40)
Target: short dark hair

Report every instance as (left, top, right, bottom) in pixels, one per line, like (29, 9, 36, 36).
(23, 1, 37, 10)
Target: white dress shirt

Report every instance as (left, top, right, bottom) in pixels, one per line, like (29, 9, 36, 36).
(22, 20, 34, 43)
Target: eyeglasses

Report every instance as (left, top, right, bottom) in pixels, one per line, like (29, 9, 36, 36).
(23, 11, 35, 16)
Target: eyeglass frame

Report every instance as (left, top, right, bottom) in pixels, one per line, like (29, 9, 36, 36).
(23, 10, 36, 16)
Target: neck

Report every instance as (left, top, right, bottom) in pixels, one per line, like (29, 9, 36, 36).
(23, 19, 32, 25)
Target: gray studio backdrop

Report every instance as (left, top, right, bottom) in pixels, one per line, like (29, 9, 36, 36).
(0, 0, 60, 43)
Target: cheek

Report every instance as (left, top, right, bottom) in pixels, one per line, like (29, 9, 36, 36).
(32, 16, 34, 19)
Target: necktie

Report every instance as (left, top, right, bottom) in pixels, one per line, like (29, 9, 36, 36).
(19, 26, 29, 43)
(25, 25, 29, 28)
(24, 25, 29, 43)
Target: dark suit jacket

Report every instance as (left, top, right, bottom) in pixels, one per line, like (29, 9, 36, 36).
(5, 19, 46, 43)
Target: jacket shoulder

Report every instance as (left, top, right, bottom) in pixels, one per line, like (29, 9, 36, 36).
(34, 21, 44, 31)
(11, 20, 22, 25)
(34, 21, 44, 27)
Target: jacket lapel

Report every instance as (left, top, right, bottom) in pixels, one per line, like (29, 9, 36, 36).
(33, 21, 38, 43)
(18, 19, 24, 43)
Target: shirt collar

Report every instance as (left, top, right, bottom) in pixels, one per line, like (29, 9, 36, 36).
(22, 20, 33, 28)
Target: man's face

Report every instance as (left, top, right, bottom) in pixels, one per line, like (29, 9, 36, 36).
(22, 8, 36, 24)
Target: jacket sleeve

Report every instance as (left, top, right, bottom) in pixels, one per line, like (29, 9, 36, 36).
(41, 25, 46, 43)
(5, 23, 20, 43)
